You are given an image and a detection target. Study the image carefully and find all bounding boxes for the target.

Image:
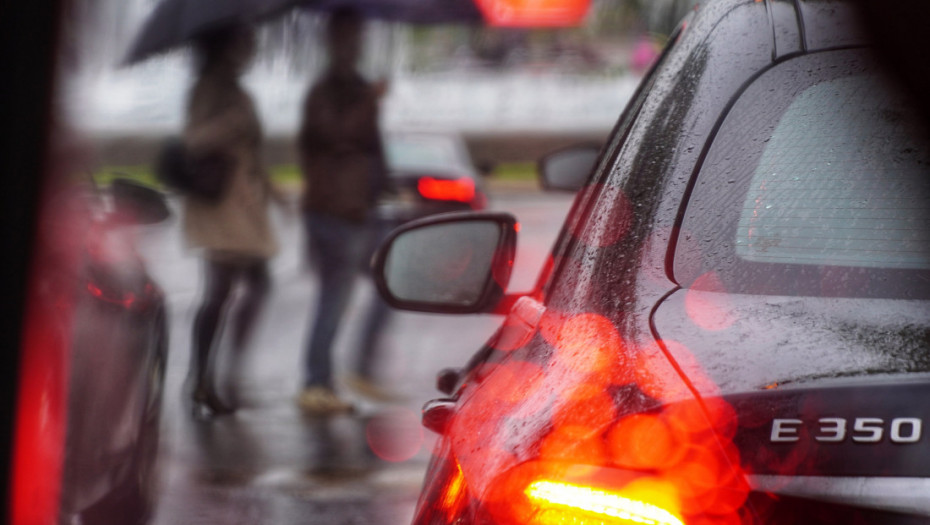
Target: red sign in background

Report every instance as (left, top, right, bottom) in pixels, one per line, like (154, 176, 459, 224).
(475, 0, 591, 26)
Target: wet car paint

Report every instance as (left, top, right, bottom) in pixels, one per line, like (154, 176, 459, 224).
(61, 237, 167, 524)
(408, 1, 930, 523)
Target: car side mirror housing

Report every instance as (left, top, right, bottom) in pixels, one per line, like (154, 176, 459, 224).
(538, 144, 600, 192)
(109, 178, 170, 225)
(476, 160, 496, 178)
(372, 211, 518, 314)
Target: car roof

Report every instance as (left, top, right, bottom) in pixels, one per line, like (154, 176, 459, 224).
(690, 0, 870, 59)
(547, 0, 881, 307)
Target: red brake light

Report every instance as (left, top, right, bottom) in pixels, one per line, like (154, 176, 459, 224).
(414, 451, 472, 524)
(413, 311, 750, 525)
(440, 461, 468, 519)
(524, 479, 684, 525)
(87, 281, 138, 309)
(417, 177, 476, 203)
(477, 461, 687, 525)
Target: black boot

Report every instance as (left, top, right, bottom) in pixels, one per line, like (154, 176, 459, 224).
(190, 384, 235, 419)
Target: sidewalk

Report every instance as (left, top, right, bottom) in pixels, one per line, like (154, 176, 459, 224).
(487, 176, 541, 195)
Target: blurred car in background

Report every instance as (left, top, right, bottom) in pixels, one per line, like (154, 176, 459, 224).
(61, 179, 169, 525)
(372, 0, 930, 524)
(13, 177, 169, 525)
(377, 131, 488, 227)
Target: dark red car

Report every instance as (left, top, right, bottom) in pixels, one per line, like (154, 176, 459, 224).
(12, 176, 170, 525)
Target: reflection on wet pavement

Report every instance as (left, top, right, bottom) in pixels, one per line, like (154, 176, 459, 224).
(141, 193, 572, 524)
(154, 409, 430, 524)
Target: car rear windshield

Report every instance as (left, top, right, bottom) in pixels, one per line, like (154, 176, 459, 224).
(675, 49, 930, 299)
(384, 135, 470, 176)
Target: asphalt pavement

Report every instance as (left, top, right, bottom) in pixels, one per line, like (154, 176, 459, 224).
(136, 187, 575, 524)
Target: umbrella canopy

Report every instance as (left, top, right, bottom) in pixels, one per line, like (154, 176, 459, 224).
(302, 0, 483, 24)
(123, 0, 304, 65)
(123, 0, 585, 65)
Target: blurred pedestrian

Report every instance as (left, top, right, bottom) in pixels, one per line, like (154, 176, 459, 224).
(296, 7, 391, 414)
(345, 218, 399, 400)
(183, 25, 280, 418)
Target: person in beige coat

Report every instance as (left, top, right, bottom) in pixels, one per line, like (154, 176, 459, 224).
(183, 25, 278, 418)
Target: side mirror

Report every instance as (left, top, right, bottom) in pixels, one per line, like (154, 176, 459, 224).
(537, 144, 600, 192)
(372, 212, 517, 314)
(109, 178, 170, 225)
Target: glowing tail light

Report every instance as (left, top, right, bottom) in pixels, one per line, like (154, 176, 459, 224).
(525, 480, 684, 525)
(439, 462, 468, 519)
(417, 177, 476, 203)
(414, 453, 473, 524)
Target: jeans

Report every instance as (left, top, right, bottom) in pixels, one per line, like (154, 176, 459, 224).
(303, 212, 371, 388)
(354, 217, 396, 379)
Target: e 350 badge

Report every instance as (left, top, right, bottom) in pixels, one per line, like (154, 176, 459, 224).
(771, 417, 923, 444)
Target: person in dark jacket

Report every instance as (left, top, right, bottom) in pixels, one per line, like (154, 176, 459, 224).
(297, 8, 390, 413)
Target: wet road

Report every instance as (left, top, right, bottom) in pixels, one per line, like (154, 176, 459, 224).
(135, 189, 574, 524)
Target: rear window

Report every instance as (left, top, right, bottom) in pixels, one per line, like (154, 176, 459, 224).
(674, 49, 930, 299)
(384, 135, 471, 175)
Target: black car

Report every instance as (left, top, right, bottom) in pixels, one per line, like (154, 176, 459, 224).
(378, 131, 488, 226)
(372, 1, 930, 524)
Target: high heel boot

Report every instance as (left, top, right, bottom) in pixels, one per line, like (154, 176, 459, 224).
(190, 385, 235, 419)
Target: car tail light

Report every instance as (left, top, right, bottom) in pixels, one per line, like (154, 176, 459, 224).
(418, 177, 476, 204)
(413, 446, 473, 524)
(416, 410, 748, 525)
(414, 312, 750, 525)
(475, 461, 690, 525)
(524, 479, 683, 525)
(417, 454, 691, 525)
(438, 461, 468, 518)
(415, 394, 749, 524)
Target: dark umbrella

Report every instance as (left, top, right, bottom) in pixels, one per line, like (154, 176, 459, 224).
(303, 0, 483, 24)
(124, 0, 485, 65)
(123, 0, 306, 65)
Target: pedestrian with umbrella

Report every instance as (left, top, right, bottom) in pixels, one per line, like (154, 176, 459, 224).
(123, 0, 305, 65)
(125, 1, 292, 418)
(181, 23, 287, 419)
(123, 0, 485, 65)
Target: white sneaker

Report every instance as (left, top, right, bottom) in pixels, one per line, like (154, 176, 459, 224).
(344, 374, 407, 402)
(297, 386, 354, 415)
